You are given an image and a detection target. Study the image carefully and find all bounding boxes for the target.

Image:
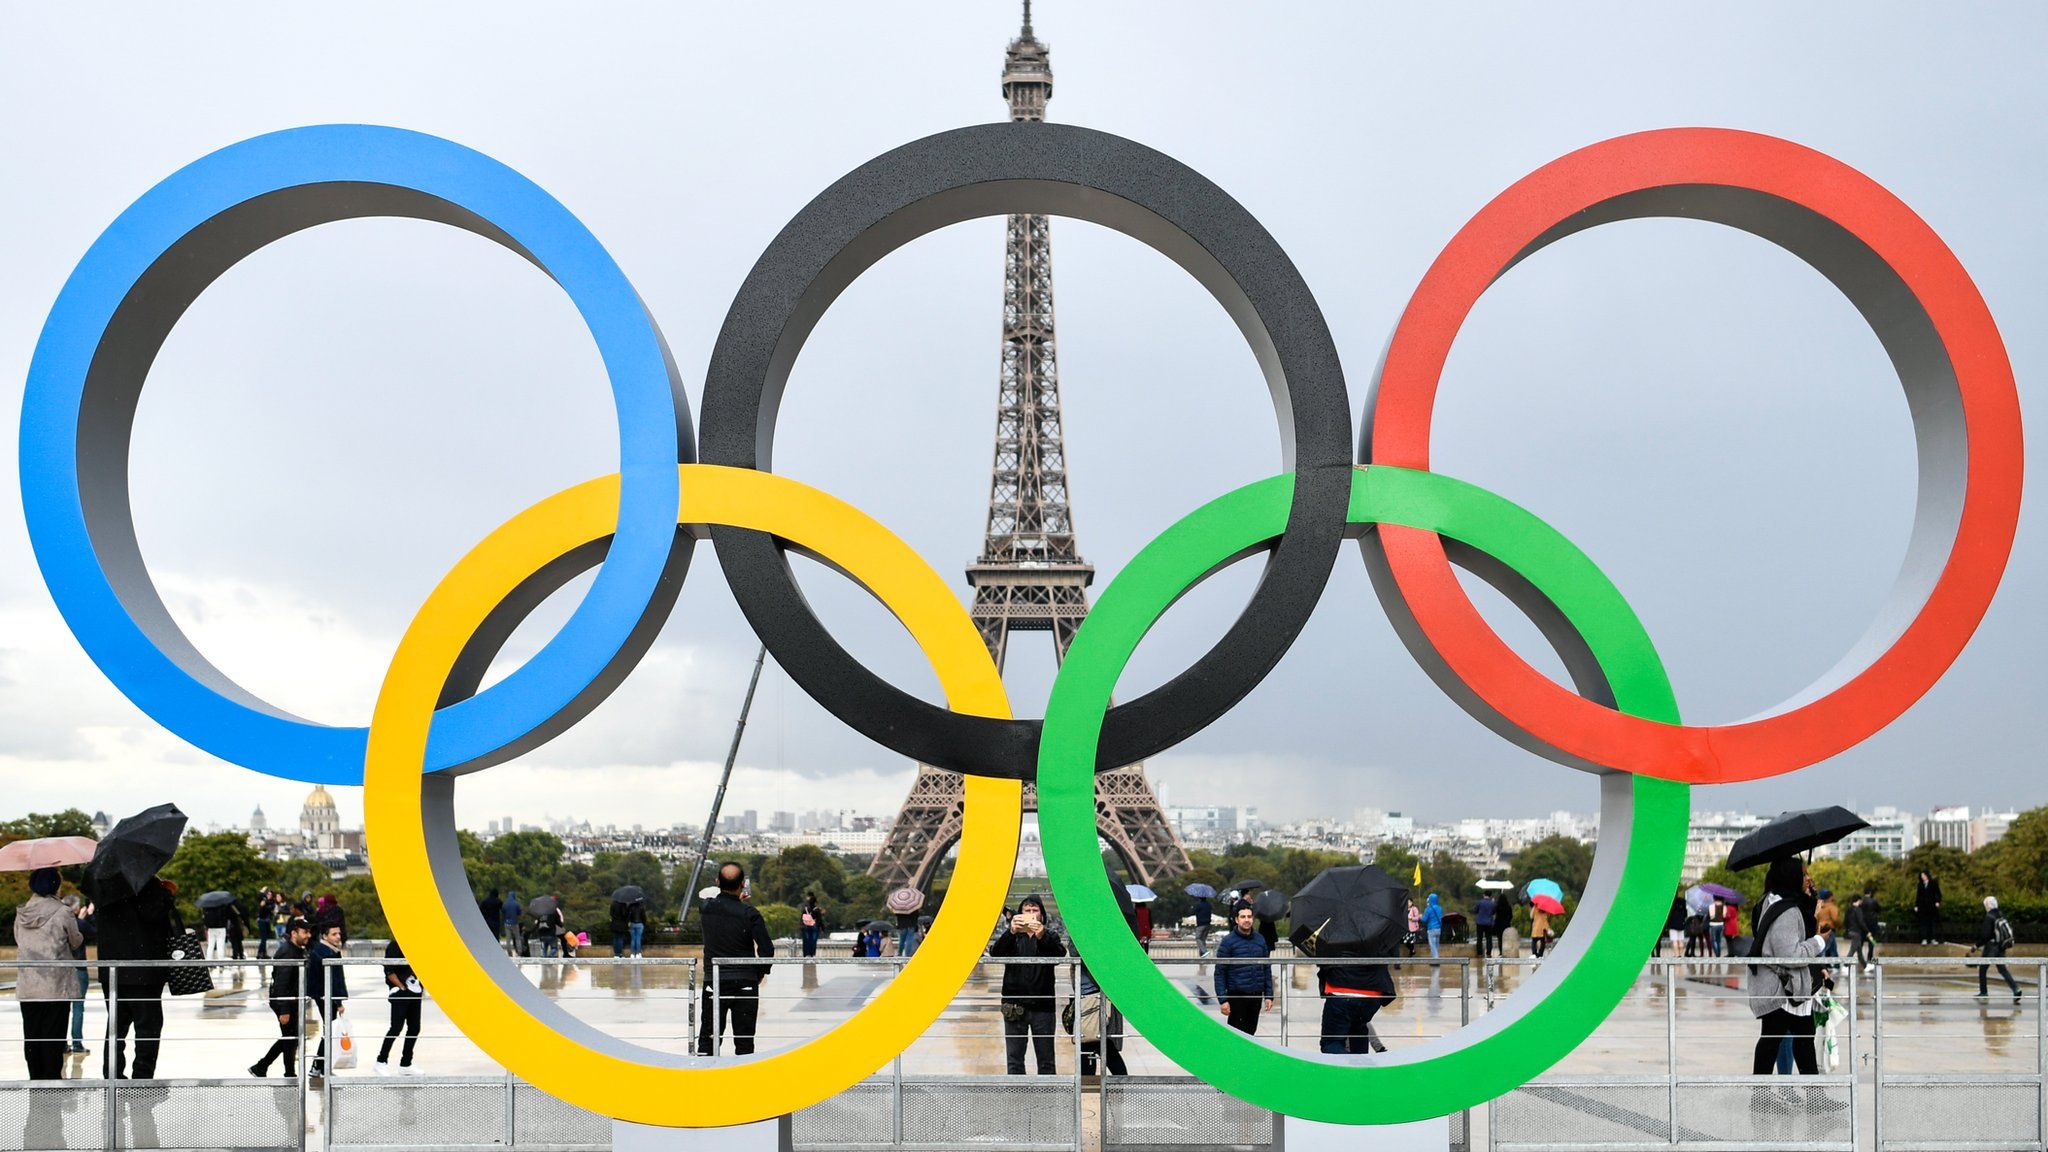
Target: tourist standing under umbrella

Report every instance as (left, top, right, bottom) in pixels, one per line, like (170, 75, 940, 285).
(14, 869, 84, 1079)
(1748, 859, 1831, 1087)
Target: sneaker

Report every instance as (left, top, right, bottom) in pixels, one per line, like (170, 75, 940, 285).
(399, 1065, 422, 1078)
(1863, 964, 1875, 975)
(1975, 991, 1988, 999)
(374, 1062, 393, 1077)
(248, 1063, 268, 1078)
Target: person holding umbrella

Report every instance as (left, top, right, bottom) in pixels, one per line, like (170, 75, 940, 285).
(1187, 883, 1216, 957)
(88, 804, 185, 1080)
(888, 887, 926, 958)
(1747, 858, 1833, 1102)
(1291, 866, 1404, 1056)
(1214, 901, 1273, 1035)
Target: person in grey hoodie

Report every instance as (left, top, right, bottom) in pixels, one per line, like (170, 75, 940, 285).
(1748, 857, 1837, 1106)
(15, 869, 85, 1081)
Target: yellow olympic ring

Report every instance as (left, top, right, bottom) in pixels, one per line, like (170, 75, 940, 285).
(364, 464, 1022, 1127)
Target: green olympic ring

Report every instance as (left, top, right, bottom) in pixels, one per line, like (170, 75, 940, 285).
(1041, 465, 1689, 1124)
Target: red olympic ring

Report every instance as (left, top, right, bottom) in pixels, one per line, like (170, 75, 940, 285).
(1367, 127, 2023, 785)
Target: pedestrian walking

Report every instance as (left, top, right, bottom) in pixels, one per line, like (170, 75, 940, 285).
(1473, 893, 1497, 958)
(312, 894, 346, 942)
(1530, 903, 1553, 959)
(1488, 893, 1511, 957)
(1192, 894, 1214, 958)
(894, 909, 922, 958)
(1721, 898, 1741, 957)
(1708, 898, 1727, 957)
(990, 894, 1066, 1074)
(201, 891, 233, 968)
(14, 869, 84, 1081)
(306, 922, 349, 1078)
(1660, 887, 1686, 958)
(534, 899, 565, 959)
(696, 864, 774, 1056)
(1422, 893, 1445, 960)
(478, 890, 503, 945)
(1747, 859, 1836, 1108)
(500, 892, 523, 956)
(1404, 898, 1422, 958)
(376, 940, 423, 1075)
(626, 898, 646, 957)
(1972, 896, 2023, 1003)
(1214, 901, 1274, 1035)
(609, 899, 633, 958)
(1135, 901, 1153, 953)
(1815, 889, 1842, 958)
(1915, 870, 1943, 945)
(800, 893, 824, 958)
(94, 874, 174, 1080)
(63, 895, 94, 1056)
(226, 899, 247, 962)
(250, 919, 312, 1078)
(1316, 944, 1395, 1055)
(254, 889, 276, 961)
(1854, 889, 1881, 973)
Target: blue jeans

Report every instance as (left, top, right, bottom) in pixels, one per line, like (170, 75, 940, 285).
(612, 931, 628, 957)
(1426, 929, 1441, 959)
(897, 928, 918, 958)
(801, 926, 820, 957)
(69, 968, 88, 1047)
(1709, 925, 1725, 956)
(1319, 996, 1383, 1055)
(629, 923, 644, 956)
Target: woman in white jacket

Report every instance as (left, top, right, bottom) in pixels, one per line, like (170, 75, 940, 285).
(1748, 857, 1831, 1078)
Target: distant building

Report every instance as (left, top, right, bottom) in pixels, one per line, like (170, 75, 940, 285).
(1920, 806, 1972, 852)
(1683, 811, 1770, 882)
(90, 811, 110, 838)
(770, 811, 795, 834)
(1816, 807, 1915, 860)
(1167, 805, 1258, 842)
(1972, 810, 2017, 852)
(301, 785, 341, 841)
(249, 805, 268, 834)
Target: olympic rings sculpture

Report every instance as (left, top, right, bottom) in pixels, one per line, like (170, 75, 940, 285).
(19, 121, 2020, 1128)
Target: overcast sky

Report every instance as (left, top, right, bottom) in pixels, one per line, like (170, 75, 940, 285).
(2, 4, 2043, 835)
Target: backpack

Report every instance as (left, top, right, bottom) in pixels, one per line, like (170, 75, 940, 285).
(1994, 913, 2016, 949)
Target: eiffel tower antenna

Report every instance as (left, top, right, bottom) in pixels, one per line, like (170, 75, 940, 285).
(869, 7, 1191, 892)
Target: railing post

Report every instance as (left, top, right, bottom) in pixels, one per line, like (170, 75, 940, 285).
(1071, 960, 1082, 1152)
(104, 968, 119, 1151)
(1278, 956, 1288, 1049)
(712, 963, 722, 1058)
(1873, 960, 1885, 1152)
(2036, 958, 2045, 1152)
(1664, 958, 1677, 1145)
(296, 976, 309, 1152)
(321, 978, 334, 1152)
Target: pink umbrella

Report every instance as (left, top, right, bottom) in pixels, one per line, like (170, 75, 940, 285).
(0, 836, 98, 871)
(1531, 894, 1566, 916)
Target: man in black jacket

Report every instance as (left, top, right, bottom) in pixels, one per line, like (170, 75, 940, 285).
(306, 923, 349, 1078)
(93, 876, 175, 1080)
(696, 864, 774, 1056)
(250, 920, 312, 1078)
(990, 893, 1067, 1075)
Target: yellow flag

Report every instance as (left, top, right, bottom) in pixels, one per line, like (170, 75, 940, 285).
(1412, 861, 1423, 888)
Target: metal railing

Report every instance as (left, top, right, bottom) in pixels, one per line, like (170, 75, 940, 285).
(2, 950, 2041, 1150)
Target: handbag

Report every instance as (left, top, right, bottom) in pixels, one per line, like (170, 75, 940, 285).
(331, 1016, 358, 1070)
(1076, 993, 1105, 1045)
(164, 929, 213, 996)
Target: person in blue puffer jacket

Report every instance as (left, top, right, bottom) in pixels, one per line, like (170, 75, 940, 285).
(1214, 901, 1274, 1035)
(1423, 893, 1445, 959)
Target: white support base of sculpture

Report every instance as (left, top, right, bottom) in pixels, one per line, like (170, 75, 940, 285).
(613, 1118, 786, 1150)
(1280, 1113, 1450, 1150)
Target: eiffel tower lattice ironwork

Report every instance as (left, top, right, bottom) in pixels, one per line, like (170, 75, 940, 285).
(869, 5, 1192, 892)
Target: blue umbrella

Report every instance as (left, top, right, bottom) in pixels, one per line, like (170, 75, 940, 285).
(1524, 878, 1564, 904)
(1684, 885, 1714, 916)
(1183, 883, 1217, 899)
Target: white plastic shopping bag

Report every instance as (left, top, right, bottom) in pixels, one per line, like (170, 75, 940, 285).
(332, 1015, 358, 1070)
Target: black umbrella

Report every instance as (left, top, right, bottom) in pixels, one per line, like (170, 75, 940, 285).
(1225, 879, 1268, 897)
(1727, 807, 1870, 872)
(611, 886, 646, 905)
(861, 920, 894, 933)
(1288, 865, 1408, 956)
(87, 803, 186, 894)
(197, 890, 237, 910)
(527, 895, 561, 919)
(1252, 888, 1288, 923)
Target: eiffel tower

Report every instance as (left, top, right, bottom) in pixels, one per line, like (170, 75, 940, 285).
(868, 4, 1192, 892)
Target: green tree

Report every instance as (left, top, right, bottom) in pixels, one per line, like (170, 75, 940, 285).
(336, 874, 390, 939)
(1508, 836, 1593, 900)
(754, 846, 846, 907)
(755, 901, 802, 941)
(273, 859, 336, 901)
(1427, 851, 1482, 910)
(160, 832, 276, 923)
